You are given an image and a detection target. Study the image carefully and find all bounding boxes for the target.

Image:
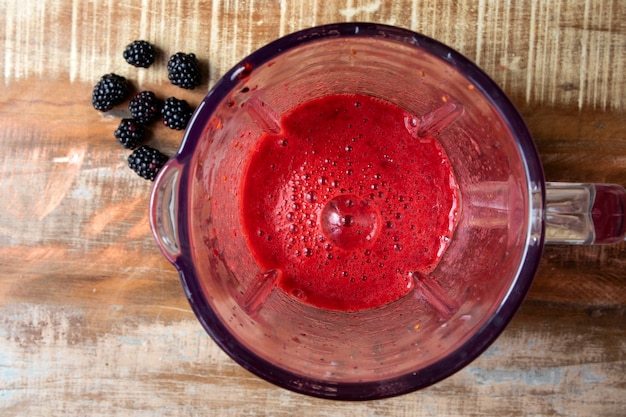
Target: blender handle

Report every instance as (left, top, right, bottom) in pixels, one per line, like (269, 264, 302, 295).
(544, 182, 626, 245)
(149, 159, 183, 262)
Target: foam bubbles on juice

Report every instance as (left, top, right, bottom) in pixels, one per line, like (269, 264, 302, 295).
(240, 93, 460, 311)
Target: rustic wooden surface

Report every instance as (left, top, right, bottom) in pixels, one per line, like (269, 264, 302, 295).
(1, 0, 625, 416)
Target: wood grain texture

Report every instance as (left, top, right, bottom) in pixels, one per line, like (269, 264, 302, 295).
(1, 0, 625, 416)
(3, 0, 626, 109)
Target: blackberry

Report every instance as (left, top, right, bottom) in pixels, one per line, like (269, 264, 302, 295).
(167, 52, 202, 89)
(91, 73, 129, 111)
(161, 97, 193, 130)
(127, 146, 169, 181)
(123, 40, 156, 68)
(114, 118, 145, 149)
(129, 91, 162, 124)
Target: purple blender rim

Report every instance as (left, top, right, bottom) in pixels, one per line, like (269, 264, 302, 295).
(169, 22, 546, 400)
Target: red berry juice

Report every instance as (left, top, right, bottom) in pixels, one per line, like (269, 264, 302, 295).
(240, 94, 459, 311)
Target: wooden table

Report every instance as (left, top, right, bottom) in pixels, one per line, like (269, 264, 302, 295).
(1, 1, 625, 415)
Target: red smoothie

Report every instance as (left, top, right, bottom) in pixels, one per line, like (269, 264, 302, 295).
(240, 94, 459, 311)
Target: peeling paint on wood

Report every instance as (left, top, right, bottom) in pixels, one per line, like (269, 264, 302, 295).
(3, 0, 626, 109)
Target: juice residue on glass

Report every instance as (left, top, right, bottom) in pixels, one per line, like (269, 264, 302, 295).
(240, 93, 459, 311)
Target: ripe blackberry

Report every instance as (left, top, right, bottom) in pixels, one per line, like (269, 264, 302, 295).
(114, 118, 145, 149)
(123, 40, 156, 68)
(129, 91, 162, 124)
(167, 52, 202, 89)
(161, 97, 193, 130)
(127, 146, 169, 181)
(91, 73, 129, 111)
